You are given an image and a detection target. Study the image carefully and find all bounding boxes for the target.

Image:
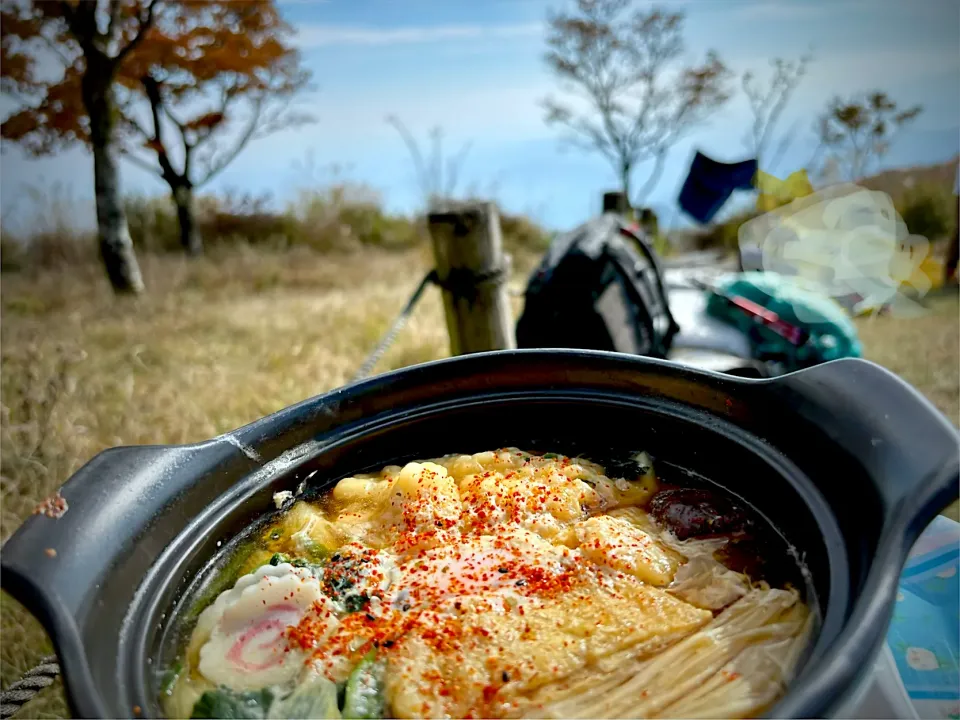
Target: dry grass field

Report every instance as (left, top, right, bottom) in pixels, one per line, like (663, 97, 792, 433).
(1, 248, 957, 717)
(855, 292, 960, 428)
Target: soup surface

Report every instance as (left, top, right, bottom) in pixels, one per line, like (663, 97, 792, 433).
(163, 448, 812, 719)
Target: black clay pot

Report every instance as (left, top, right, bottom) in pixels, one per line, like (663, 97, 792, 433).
(2, 351, 958, 718)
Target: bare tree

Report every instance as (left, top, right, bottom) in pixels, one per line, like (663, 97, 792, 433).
(814, 91, 922, 181)
(542, 0, 731, 207)
(386, 115, 471, 211)
(742, 54, 810, 173)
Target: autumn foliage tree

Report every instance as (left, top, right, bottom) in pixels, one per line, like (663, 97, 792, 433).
(2, 0, 309, 289)
(117, 1, 310, 255)
(543, 0, 730, 207)
(2, 0, 158, 293)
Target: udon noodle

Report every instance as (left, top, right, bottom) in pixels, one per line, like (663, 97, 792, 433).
(162, 448, 812, 719)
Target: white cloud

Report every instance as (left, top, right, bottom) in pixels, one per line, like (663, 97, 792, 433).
(295, 22, 543, 48)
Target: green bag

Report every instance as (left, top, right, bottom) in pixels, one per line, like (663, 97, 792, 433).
(705, 272, 862, 370)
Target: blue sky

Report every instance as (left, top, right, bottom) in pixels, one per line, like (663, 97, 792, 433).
(2, 0, 958, 232)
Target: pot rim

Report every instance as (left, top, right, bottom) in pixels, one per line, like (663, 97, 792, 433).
(2, 350, 957, 718)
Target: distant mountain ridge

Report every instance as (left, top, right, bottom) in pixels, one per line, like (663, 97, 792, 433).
(665, 156, 959, 252)
(857, 156, 958, 204)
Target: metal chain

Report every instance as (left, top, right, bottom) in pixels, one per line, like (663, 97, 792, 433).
(0, 656, 59, 719)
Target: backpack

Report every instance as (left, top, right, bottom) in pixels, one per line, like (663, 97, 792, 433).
(516, 214, 679, 358)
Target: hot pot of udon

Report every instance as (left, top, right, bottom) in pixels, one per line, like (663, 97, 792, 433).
(2, 351, 957, 718)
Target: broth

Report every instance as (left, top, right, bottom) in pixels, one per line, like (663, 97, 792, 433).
(161, 448, 813, 719)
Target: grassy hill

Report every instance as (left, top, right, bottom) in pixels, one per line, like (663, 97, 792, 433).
(858, 156, 958, 204)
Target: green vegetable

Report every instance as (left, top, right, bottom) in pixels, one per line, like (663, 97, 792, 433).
(322, 556, 355, 596)
(160, 659, 183, 696)
(341, 592, 370, 614)
(542, 452, 560, 459)
(184, 543, 257, 626)
(269, 674, 341, 719)
(270, 551, 325, 573)
(191, 687, 275, 719)
(342, 651, 385, 719)
(299, 537, 330, 563)
(321, 554, 369, 613)
(190, 678, 343, 720)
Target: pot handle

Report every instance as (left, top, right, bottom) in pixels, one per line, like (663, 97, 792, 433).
(0, 440, 257, 717)
(2, 443, 228, 616)
(768, 357, 959, 538)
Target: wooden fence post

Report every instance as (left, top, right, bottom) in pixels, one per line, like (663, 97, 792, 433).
(427, 202, 516, 355)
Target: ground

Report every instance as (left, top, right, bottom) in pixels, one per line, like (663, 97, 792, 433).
(854, 292, 960, 429)
(1, 249, 957, 717)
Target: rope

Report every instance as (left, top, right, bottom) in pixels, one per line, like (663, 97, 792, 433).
(0, 656, 59, 719)
(352, 264, 507, 382)
(433, 265, 507, 304)
(352, 270, 438, 383)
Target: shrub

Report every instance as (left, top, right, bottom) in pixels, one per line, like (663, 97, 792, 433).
(694, 210, 759, 253)
(897, 183, 956, 241)
(125, 196, 181, 252)
(5, 185, 554, 272)
(1, 183, 98, 270)
(650, 232, 671, 257)
(285, 185, 421, 252)
(499, 211, 551, 254)
(330, 202, 420, 250)
(201, 191, 289, 248)
(0, 233, 26, 272)
(0, 225, 96, 271)
(28, 230, 95, 268)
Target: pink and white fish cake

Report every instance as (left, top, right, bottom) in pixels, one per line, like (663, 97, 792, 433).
(195, 564, 338, 689)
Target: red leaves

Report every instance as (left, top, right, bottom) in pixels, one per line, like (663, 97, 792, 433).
(1, 60, 88, 154)
(185, 112, 225, 132)
(135, 0, 302, 86)
(1, 7, 45, 42)
(1, 0, 309, 160)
